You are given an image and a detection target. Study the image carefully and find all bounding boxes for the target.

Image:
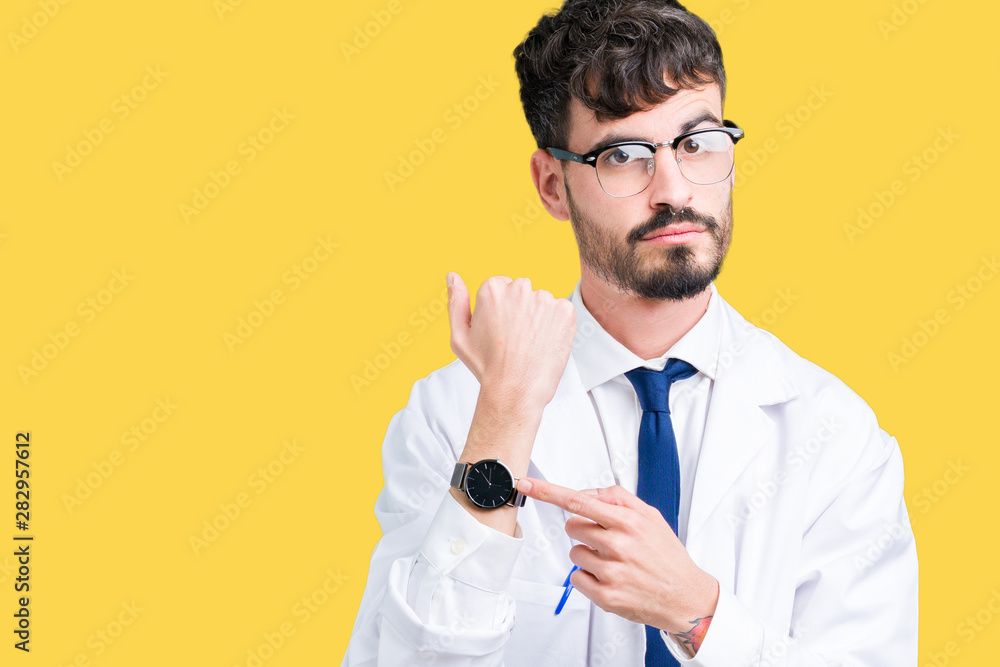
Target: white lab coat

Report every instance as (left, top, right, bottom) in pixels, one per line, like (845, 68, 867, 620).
(342, 285, 918, 666)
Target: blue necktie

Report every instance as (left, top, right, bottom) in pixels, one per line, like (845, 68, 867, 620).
(624, 358, 698, 667)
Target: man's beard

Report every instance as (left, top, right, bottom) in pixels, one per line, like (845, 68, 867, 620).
(566, 183, 732, 301)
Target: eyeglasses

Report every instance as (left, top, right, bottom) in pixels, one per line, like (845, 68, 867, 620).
(547, 120, 744, 197)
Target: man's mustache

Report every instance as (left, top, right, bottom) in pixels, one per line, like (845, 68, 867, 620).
(627, 207, 718, 245)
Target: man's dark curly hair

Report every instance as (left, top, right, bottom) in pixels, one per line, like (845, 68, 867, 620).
(513, 0, 726, 151)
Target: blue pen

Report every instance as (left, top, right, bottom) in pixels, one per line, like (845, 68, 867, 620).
(554, 565, 580, 615)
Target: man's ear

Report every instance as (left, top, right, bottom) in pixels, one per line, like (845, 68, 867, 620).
(530, 148, 571, 221)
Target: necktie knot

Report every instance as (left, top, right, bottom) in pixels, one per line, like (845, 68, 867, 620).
(624, 358, 698, 413)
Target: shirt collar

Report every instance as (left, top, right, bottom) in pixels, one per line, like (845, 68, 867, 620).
(568, 279, 724, 392)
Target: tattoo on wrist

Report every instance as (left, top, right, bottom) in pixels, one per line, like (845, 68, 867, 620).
(674, 615, 713, 655)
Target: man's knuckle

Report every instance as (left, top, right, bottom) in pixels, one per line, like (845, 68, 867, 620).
(485, 275, 510, 290)
(590, 585, 613, 610)
(605, 533, 625, 555)
(602, 587, 623, 611)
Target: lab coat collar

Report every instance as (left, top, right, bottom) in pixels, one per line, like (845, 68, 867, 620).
(528, 279, 800, 543)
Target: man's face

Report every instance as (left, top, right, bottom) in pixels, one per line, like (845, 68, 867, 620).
(561, 83, 734, 301)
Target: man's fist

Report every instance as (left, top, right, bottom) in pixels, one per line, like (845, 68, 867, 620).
(446, 272, 577, 411)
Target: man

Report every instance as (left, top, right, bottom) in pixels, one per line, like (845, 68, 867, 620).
(342, 1, 918, 665)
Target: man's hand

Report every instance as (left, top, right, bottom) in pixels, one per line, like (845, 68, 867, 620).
(446, 272, 576, 412)
(515, 477, 719, 656)
(444, 273, 577, 534)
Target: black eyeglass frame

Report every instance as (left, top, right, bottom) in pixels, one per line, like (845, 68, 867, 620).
(547, 119, 745, 193)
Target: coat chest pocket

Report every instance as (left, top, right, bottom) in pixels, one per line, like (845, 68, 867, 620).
(503, 577, 591, 665)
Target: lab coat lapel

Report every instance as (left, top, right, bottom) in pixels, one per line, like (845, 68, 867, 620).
(527, 356, 616, 493)
(685, 299, 799, 544)
(525, 292, 800, 543)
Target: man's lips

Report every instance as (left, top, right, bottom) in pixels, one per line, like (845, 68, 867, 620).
(641, 223, 705, 241)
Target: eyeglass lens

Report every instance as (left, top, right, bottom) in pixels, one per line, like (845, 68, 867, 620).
(595, 130, 736, 196)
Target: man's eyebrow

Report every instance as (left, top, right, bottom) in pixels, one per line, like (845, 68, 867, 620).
(584, 110, 723, 154)
(678, 110, 723, 135)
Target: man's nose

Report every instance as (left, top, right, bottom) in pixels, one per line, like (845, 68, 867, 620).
(645, 150, 694, 211)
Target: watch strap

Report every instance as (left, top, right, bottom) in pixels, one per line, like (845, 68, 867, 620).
(507, 489, 527, 508)
(450, 461, 471, 490)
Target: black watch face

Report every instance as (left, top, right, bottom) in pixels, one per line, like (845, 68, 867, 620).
(465, 460, 514, 509)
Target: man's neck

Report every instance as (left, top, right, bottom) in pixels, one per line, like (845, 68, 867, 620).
(579, 265, 712, 361)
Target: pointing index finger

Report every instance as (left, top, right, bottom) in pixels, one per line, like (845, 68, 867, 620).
(516, 477, 621, 528)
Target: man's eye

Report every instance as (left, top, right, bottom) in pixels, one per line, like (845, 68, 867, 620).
(602, 147, 647, 166)
(607, 148, 633, 164)
(680, 138, 703, 154)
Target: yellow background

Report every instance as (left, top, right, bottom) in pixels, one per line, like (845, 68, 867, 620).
(1, 0, 996, 664)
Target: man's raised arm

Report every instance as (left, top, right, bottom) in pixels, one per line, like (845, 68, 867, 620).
(341, 273, 576, 666)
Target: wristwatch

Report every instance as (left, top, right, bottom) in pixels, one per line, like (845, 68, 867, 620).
(450, 458, 526, 509)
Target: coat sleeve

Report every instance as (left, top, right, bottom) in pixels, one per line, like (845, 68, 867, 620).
(341, 405, 526, 667)
(660, 427, 918, 666)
